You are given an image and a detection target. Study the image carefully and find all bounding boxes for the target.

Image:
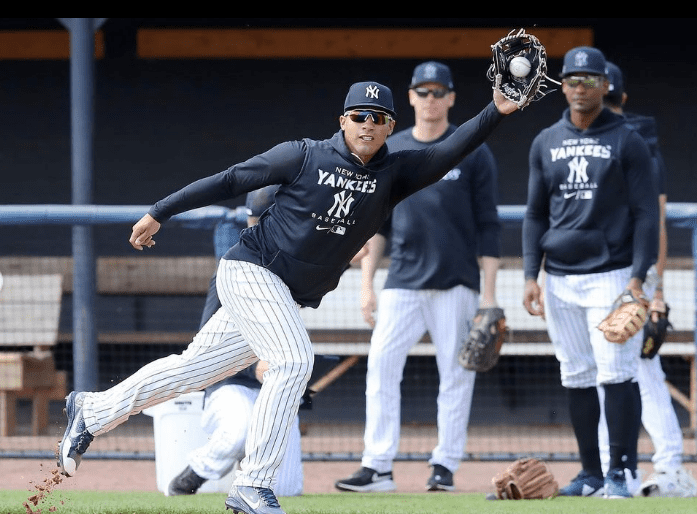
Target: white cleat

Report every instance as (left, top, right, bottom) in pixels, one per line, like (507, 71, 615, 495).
(57, 391, 93, 477)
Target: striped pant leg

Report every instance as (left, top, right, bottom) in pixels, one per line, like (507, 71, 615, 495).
(544, 280, 596, 388)
(83, 307, 257, 436)
(424, 285, 478, 473)
(273, 414, 304, 496)
(216, 259, 313, 489)
(362, 288, 427, 473)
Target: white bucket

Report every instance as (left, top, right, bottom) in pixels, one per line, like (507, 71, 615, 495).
(143, 392, 236, 495)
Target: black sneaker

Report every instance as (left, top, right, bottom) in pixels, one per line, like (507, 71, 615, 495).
(335, 466, 396, 492)
(168, 465, 207, 496)
(426, 464, 454, 491)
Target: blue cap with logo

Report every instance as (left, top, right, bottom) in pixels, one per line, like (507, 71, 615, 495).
(409, 61, 454, 90)
(605, 61, 624, 102)
(561, 46, 608, 77)
(344, 81, 396, 119)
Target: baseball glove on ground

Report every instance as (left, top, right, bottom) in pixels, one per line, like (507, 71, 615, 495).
(641, 300, 672, 359)
(598, 288, 650, 344)
(492, 458, 558, 500)
(486, 28, 560, 110)
(458, 307, 506, 372)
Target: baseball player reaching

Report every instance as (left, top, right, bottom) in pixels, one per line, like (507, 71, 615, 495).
(522, 46, 659, 498)
(335, 61, 501, 493)
(596, 61, 697, 497)
(58, 77, 522, 514)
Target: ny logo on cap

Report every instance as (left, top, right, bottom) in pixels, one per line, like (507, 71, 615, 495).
(365, 85, 380, 99)
(422, 63, 438, 80)
(573, 51, 589, 68)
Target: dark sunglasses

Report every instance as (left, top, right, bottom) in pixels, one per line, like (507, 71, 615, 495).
(344, 110, 393, 125)
(563, 75, 602, 89)
(412, 87, 450, 98)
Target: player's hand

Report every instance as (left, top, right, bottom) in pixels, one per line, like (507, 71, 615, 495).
(129, 213, 160, 250)
(493, 89, 520, 115)
(360, 286, 378, 328)
(523, 278, 545, 318)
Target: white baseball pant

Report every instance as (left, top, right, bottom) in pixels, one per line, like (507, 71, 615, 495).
(598, 267, 684, 473)
(543, 267, 642, 388)
(361, 285, 478, 474)
(190, 384, 303, 496)
(81, 259, 313, 490)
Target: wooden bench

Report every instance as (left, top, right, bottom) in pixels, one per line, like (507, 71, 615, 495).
(0, 274, 66, 436)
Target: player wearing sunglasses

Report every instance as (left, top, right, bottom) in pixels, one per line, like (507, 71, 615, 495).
(60, 74, 522, 514)
(523, 46, 658, 499)
(335, 61, 502, 493)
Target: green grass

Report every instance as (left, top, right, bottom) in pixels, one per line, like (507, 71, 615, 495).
(1, 490, 695, 514)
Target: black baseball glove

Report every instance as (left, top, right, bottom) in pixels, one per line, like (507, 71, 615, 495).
(641, 301, 672, 359)
(486, 28, 560, 110)
(459, 307, 507, 372)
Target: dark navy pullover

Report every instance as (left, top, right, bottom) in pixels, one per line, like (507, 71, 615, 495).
(150, 102, 504, 307)
(523, 108, 658, 282)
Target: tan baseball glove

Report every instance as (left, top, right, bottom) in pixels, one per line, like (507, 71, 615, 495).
(492, 457, 558, 500)
(598, 288, 650, 344)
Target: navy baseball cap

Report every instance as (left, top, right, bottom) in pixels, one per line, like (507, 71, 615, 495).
(344, 81, 396, 119)
(561, 46, 608, 77)
(409, 61, 454, 90)
(605, 61, 624, 102)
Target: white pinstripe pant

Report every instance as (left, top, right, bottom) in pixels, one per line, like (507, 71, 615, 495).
(82, 259, 313, 490)
(544, 267, 642, 388)
(361, 285, 478, 474)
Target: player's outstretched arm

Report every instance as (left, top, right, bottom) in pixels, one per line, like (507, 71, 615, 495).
(129, 213, 161, 250)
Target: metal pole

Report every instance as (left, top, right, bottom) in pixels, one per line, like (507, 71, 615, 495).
(693, 227, 697, 437)
(64, 18, 99, 392)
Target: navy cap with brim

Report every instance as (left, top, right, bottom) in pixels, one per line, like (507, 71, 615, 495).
(409, 61, 454, 90)
(344, 81, 396, 119)
(560, 46, 608, 77)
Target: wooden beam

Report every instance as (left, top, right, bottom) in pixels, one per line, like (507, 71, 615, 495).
(136, 27, 593, 59)
(0, 256, 215, 295)
(0, 30, 104, 60)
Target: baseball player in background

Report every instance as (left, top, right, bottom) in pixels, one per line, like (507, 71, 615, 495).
(335, 61, 501, 493)
(58, 78, 522, 514)
(168, 185, 304, 498)
(596, 61, 697, 497)
(522, 46, 658, 499)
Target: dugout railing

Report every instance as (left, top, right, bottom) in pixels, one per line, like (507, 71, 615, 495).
(0, 203, 695, 462)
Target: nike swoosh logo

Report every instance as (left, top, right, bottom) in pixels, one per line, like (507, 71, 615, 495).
(564, 192, 577, 199)
(581, 483, 597, 496)
(315, 226, 330, 230)
(240, 491, 262, 510)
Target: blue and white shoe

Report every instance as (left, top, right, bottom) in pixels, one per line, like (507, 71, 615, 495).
(604, 468, 632, 498)
(558, 470, 605, 497)
(225, 485, 286, 514)
(58, 391, 93, 477)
